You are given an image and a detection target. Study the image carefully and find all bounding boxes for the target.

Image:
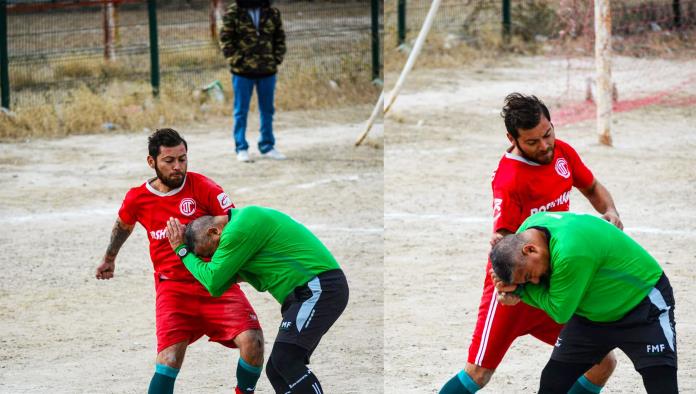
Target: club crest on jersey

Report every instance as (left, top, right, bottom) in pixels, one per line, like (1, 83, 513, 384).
(217, 192, 233, 209)
(555, 158, 571, 179)
(179, 198, 196, 216)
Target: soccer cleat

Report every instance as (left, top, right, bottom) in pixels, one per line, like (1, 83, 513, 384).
(261, 148, 286, 160)
(237, 150, 251, 162)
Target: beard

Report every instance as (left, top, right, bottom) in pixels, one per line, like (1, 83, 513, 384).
(515, 140, 555, 165)
(155, 164, 185, 189)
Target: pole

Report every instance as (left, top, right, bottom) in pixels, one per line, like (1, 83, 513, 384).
(397, 0, 406, 47)
(147, 0, 160, 97)
(370, 0, 380, 82)
(355, 91, 383, 146)
(502, 0, 511, 44)
(673, 0, 681, 29)
(356, 0, 441, 146)
(0, 0, 9, 109)
(595, 0, 612, 146)
(103, 1, 116, 61)
(384, 0, 441, 114)
(210, 0, 223, 41)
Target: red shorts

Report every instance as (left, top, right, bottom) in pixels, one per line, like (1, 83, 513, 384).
(155, 275, 261, 354)
(467, 260, 562, 369)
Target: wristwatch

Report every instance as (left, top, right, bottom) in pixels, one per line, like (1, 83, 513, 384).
(176, 245, 189, 258)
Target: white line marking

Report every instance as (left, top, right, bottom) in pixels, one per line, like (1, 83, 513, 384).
(385, 212, 489, 223)
(624, 227, 696, 237)
(0, 208, 116, 224)
(307, 224, 383, 234)
(385, 212, 696, 237)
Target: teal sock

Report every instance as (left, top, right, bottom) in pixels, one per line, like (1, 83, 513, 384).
(236, 357, 263, 393)
(569, 375, 603, 394)
(148, 364, 179, 394)
(439, 370, 480, 394)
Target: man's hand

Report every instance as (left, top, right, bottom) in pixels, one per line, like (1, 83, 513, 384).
(497, 292, 521, 306)
(489, 269, 520, 306)
(602, 210, 623, 230)
(96, 257, 115, 280)
(166, 217, 186, 251)
(490, 229, 512, 247)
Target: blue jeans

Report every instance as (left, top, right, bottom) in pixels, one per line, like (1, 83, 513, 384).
(232, 74, 276, 153)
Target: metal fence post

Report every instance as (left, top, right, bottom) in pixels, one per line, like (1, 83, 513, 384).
(673, 0, 682, 28)
(370, 0, 380, 81)
(397, 0, 406, 46)
(0, 0, 10, 109)
(502, 0, 511, 43)
(147, 0, 160, 97)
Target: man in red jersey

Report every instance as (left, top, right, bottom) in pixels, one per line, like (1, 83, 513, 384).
(95, 129, 264, 394)
(440, 94, 623, 394)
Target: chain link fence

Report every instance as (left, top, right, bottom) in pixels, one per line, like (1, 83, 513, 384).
(387, 0, 696, 53)
(2, 0, 381, 109)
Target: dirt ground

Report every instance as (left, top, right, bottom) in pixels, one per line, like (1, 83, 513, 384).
(384, 56, 696, 393)
(0, 107, 383, 393)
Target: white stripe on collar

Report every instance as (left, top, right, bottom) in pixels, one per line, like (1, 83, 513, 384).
(145, 175, 187, 197)
(504, 152, 541, 166)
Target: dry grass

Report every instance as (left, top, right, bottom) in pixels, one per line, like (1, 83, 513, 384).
(277, 69, 379, 111)
(384, 28, 505, 75)
(0, 67, 378, 141)
(161, 47, 224, 70)
(0, 81, 224, 140)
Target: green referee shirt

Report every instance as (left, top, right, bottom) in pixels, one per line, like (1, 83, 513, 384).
(180, 206, 340, 303)
(516, 212, 663, 324)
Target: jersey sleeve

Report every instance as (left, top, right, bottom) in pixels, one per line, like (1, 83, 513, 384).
(519, 254, 595, 324)
(181, 227, 264, 297)
(117, 189, 139, 225)
(562, 142, 594, 189)
(492, 178, 523, 233)
(197, 174, 235, 216)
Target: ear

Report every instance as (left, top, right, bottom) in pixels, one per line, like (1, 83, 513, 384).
(521, 243, 537, 256)
(147, 155, 156, 169)
(208, 227, 221, 236)
(506, 132, 515, 145)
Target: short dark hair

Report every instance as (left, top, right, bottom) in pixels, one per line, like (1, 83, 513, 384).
(489, 234, 525, 283)
(185, 215, 216, 254)
(501, 93, 551, 139)
(148, 128, 187, 158)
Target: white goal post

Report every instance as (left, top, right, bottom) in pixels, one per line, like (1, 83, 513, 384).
(595, 0, 613, 146)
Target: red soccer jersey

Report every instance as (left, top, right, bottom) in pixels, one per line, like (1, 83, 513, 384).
(118, 172, 234, 281)
(491, 139, 594, 233)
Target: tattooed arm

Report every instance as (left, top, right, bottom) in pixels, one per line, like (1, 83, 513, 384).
(96, 218, 135, 280)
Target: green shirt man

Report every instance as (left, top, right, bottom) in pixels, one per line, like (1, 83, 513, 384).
(490, 212, 677, 393)
(166, 205, 348, 393)
(516, 212, 662, 323)
(173, 205, 340, 303)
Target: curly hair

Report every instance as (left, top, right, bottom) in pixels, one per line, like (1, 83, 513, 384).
(147, 128, 188, 159)
(500, 93, 551, 139)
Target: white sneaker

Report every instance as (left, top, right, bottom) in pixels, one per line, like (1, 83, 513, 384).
(261, 148, 286, 160)
(237, 150, 251, 162)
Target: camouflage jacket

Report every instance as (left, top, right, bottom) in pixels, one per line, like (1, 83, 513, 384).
(219, 4, 286, 77)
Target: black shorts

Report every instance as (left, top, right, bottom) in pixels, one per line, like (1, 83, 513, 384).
(552, 273, 677, 370)
(275, 269, 349, 362)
